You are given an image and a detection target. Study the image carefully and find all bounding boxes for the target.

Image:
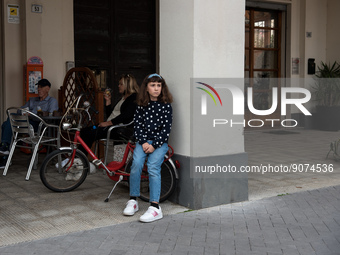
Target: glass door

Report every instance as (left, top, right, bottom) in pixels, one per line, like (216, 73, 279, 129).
(245, 8, 282, 127)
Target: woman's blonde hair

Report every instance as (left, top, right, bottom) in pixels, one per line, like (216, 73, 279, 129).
(120, 74, 139, 95)
(137, 73, 173, 106)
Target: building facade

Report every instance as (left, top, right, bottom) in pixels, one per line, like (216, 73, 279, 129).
(1, 0, 339, 208)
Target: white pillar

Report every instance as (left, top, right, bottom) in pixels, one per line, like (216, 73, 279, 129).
(160, 0, 247, 209)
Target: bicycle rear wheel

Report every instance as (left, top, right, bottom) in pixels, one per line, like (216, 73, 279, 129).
(125, 159, 177, 202)
(40, 149, 89, 192)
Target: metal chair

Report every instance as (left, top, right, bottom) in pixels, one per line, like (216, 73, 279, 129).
(3, 107, 61, 180)
(95, 121, 134, 165)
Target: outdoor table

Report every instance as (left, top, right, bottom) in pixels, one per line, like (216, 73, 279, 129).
(40, 115, 62, 153)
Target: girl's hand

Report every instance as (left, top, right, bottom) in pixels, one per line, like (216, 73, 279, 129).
(142, 142, 149, 152)
(142, 143, 155, 153)
(98, 121, 112, 127)
(145, 145, 155, 154)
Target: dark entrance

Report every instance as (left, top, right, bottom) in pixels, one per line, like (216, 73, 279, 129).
(74, 0, 156, 100)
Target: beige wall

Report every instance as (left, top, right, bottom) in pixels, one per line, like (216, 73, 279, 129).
(262, 0, 330, 114)
(1, 0, 338, 123)
(1, 0, 73, 117)
(261, 0, 328, 78)
(3, 0, 23, 117)
(304, 0, 327, 73)
(326, 0, 340, 63)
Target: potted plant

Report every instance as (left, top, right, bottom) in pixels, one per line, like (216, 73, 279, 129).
(312, 61, 340, 131)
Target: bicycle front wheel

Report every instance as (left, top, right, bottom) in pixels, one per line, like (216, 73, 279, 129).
(40, 149, 89, 192)
(125, 160, 177, 202)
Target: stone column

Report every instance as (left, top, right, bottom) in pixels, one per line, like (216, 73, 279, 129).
(159, 0, 248, 209)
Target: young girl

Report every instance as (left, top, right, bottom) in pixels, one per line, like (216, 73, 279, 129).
(123, 73, 173, 223)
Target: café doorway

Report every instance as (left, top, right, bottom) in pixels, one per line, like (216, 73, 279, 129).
(245, 3, 286, 128)
(73, 0, 157, 101)
(0, 2, 4, 124)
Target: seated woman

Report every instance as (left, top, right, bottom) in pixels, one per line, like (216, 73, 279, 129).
(79, 74, 139, 155)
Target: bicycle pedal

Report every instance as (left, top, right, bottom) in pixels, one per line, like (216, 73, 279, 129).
(92, 159, 102, 166)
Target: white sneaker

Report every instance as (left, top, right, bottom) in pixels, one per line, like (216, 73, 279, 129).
(139, 206, 163, 223)
(0, 143, 9, 155)
(123, 199, 139, 216)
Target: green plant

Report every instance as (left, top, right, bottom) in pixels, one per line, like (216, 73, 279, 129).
(315, 61, 340, 78)
(179, 209, 195, 213)
(312, 61, 340, 107)
(277, 193, 289, 196)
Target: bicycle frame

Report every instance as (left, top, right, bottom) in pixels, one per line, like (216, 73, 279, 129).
(65, 130, 114, 176)
(41, 95, 180, 201)
(40, 93, 180, 204)
(60, 94, 177, 176)
(67, 129, 176, 180)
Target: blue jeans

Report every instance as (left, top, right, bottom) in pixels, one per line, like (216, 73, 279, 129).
(1, 118, 12, 145)
(129, 142, 168, 203)
(1, 117, 39, 145)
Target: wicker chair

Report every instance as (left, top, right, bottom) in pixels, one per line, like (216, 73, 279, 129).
(58, 67, 104, 126)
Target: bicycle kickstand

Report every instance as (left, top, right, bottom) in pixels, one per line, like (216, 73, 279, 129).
(104, 175, 124, 202)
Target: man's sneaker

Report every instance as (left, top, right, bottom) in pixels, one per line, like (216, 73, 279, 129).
(0, 143, 9, 155)
(0, 156, 8, 169)
(139, 206, 163, 223)
(123, 199, 139, 216)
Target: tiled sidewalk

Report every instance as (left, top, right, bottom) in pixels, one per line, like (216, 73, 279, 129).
(0, 151, 187, 247)
(246, 129, 340, 200)
(0, 185, 339, 255)
(0, 129, 340, 254)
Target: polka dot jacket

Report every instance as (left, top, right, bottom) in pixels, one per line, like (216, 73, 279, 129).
(134, 101, 173, 149)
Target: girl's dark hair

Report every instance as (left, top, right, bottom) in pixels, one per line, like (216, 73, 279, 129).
(137, 74, 173, 106)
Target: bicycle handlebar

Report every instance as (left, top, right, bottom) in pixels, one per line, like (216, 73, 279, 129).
(59, 95, 95, 141)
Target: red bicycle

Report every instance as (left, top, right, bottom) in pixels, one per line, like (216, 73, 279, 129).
(39, 95, 179, 202)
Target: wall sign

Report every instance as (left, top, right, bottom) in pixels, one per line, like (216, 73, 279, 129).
(292, 58, 300, 75)
(31, 4, 42, 13)
(7, 4, 19, 24)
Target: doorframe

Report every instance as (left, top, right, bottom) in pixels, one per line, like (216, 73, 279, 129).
(155, 0, 160, 72)
(0, 2, 4, 124)
(246, 0, 287, 79)
(245, 1, 288, 127)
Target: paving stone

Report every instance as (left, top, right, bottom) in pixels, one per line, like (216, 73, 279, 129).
(1, 130, 340, 254)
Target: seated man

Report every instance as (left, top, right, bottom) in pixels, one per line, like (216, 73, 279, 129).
(0, 78, 59, 168)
